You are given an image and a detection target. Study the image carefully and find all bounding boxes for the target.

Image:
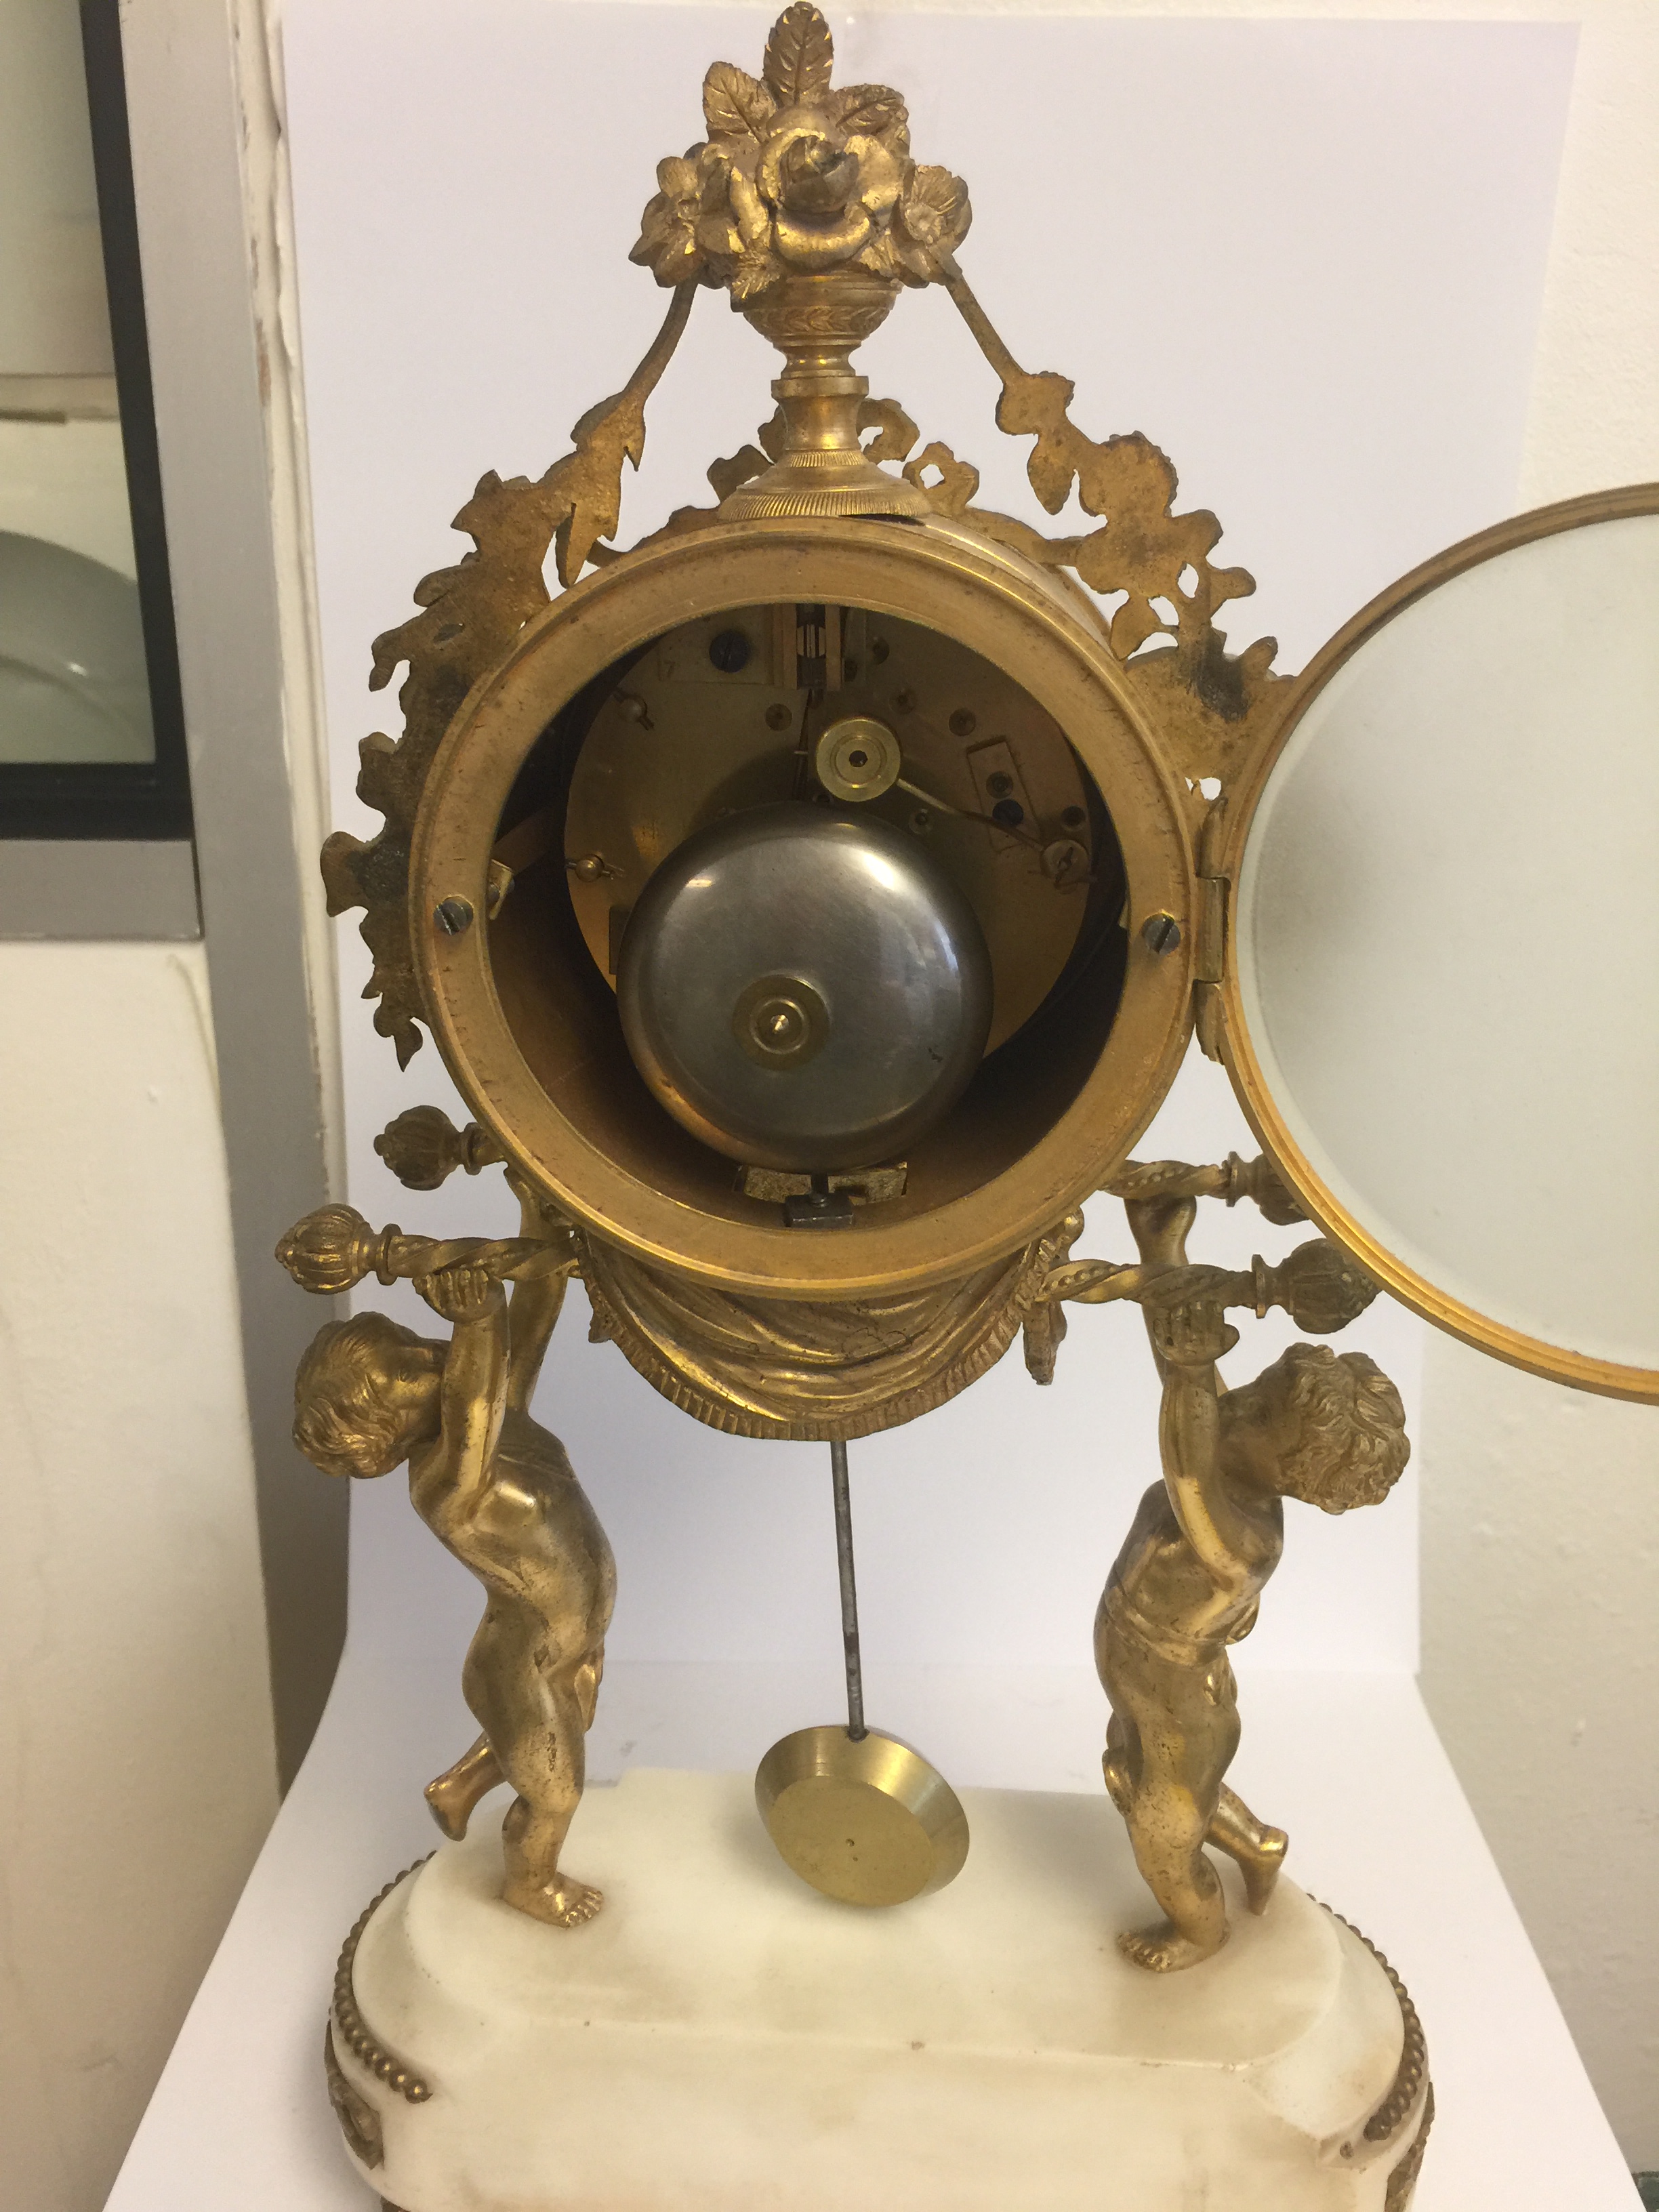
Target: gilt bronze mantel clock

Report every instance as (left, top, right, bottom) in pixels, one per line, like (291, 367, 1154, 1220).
(274, 11, 1659, 2208)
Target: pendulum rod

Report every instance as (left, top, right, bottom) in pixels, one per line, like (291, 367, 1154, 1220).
(830, 1439, 867, 1741)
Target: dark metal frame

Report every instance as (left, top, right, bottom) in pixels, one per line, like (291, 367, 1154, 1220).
(0, 0, 193, 841)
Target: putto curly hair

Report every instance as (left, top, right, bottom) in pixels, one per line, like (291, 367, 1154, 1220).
(293, 1312, 443, 1479)
(1266, 1343, 1410, 1513)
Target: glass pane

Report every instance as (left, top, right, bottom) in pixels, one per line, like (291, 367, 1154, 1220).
(0, 0, 154, 764)
(1236, 510, 1659, 1378)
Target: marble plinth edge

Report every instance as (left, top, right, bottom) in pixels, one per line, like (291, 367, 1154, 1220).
(325, 1769, 1433, 2211)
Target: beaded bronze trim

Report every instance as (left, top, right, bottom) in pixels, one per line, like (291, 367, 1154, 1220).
(1323, 1908, 1429, 2142)
(323, 2021, 383, 2169)
(1385, 2083, 1437, 2212)
(330, 1857, 436, 2105)
(1313, 1900, 1430, 2148)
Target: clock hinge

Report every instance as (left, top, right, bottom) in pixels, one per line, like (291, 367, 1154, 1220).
(1193, 797, 1229, 1062)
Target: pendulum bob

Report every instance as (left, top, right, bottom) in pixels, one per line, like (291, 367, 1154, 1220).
(755, 1724, 970, 1907)
(752, 1429, 968, 1906)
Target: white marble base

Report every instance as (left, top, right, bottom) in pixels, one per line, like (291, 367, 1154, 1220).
(331, 1768, 1431, 2211)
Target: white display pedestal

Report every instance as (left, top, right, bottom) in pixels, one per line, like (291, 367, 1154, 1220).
(331, 1770, 1425, 2212)
(105, 1660, 1637, 2212)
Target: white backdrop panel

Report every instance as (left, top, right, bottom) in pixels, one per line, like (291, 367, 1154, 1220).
(281, 5, 1574, 1692)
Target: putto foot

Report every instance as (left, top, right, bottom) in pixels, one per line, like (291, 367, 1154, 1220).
(1240, 1826, 1288, 1916)
(506, 1872, 605, 1928)
(1117, 1919, 1226, 1974)
(425, 1773, 478, 1841)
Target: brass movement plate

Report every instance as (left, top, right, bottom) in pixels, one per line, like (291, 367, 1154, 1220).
(562, 609, 1097, 1055)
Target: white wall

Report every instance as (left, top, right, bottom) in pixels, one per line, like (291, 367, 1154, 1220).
(283, 0, 1576, 1708)
(282, 5, 1572, 1679)
(0, 943, 278, 2212)
(0, 419, 137, 577)
(0, 0, 114, 376)
(1420, 1351, 1658, 2164)
(1413, 0, 1659, 2163)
